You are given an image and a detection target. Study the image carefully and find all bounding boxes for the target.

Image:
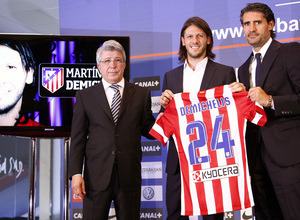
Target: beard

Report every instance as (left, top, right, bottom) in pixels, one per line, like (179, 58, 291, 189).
(0, 94, 22, 115)
(0, 101, 18, 115)
(186, 45, 207, 60)
(189, 52, 204, 59)
(246, 32, 266, 48)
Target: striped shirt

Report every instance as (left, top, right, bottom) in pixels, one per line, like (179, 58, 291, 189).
(150, 85, 267, 216)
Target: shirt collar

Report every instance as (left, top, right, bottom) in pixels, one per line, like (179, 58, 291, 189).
(184, 57, 208, 71)
(252, 37, 272, 59)
(102, 78, 125, 91)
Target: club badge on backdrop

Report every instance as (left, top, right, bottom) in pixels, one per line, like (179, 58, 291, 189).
(42, 67, 64, 93)
(39, 63, 101, 98)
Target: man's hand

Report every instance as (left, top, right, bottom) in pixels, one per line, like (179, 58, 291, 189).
(248, 87, 271, 107)
(156, 112, 164, 121)
(229, 82, 246, 92)
(72, 175, 86, 199)
(159, 89, 174, 108)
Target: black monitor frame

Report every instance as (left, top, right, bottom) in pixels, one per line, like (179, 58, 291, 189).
(0, 34, 130, 137)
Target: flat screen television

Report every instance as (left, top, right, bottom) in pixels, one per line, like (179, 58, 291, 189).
(0, 34, 130, 137)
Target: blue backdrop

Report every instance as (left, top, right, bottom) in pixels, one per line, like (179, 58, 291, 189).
(59, 0, 300, 219)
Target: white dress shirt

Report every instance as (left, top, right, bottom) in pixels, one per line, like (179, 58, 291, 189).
(102, 78, 124, 108)
(183, 57, 208, 93)
(249, 37, 272, 88)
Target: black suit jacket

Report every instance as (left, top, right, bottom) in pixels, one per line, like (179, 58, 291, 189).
(161, 59, 236, 174)
(238, 40, 300, 169)
(69, 80, 155, 191)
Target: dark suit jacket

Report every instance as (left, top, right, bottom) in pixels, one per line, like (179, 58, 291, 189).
(69, 79, 155, 191)
(238, 40, 300, 169)
(161, 59, 236, 174)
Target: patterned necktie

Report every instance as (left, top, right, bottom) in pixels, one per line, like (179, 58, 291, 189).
(110, 84, 121, 124)
(255, 53, 262, 86)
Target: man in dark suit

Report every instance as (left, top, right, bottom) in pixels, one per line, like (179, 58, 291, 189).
(159, 17, 244, 220)
(69, 40, 155, 220)
(238, 3, 300, 219)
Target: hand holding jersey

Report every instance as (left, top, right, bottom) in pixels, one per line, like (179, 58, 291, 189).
(151, 85, 267, 216)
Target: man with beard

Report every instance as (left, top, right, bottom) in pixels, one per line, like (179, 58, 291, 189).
(159, 17, 244, 220)
(0, 41, 38, 126)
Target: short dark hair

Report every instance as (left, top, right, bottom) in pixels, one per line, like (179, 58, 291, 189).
(0, 41, 36, 78)
(240, 2, 276, 39)
(178, 17, 215, 63)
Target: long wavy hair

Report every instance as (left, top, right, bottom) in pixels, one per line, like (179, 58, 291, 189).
(178, 17, 215, 63)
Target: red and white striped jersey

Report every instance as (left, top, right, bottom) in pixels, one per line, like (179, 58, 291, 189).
(150, 85, 267, 216)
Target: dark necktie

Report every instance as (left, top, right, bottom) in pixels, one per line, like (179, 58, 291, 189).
(255, 53, 262, 86)
(110, 84, 121, 124)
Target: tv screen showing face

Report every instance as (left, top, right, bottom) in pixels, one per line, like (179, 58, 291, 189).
(0, 34, 130, 137)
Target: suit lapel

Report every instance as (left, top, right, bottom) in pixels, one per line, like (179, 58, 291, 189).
(118, 80, 135, 120)
(200, 59, 215, 91)
(239, 54, 252, 90)
(92, 82, 114, 121)
(175, 65, 184, 92)
(92, 80, 136, 123)
(259, 40, 280, 87)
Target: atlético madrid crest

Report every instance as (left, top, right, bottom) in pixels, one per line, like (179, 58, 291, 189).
(42, 67, 64, 93)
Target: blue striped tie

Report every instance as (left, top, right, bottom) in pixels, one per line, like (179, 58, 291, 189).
(110, 84, 121, 124)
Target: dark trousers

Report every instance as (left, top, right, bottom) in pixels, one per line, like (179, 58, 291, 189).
(251, 139, 300, 220)
(166, 169, 223, 220)
(83, 163, 141, 220)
